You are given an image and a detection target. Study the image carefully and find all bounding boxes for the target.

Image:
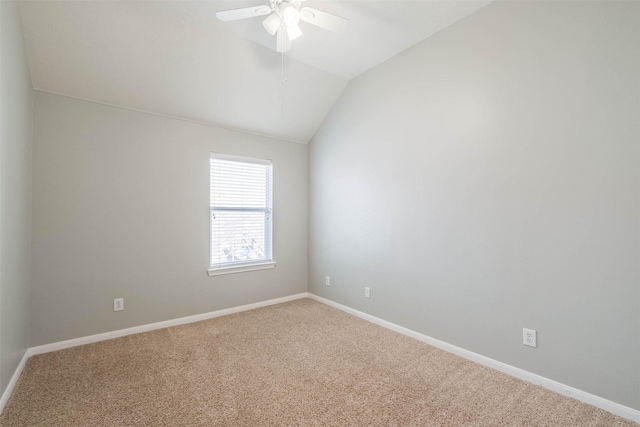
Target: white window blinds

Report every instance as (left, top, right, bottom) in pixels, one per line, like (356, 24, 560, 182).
(210, 153, 273, 270)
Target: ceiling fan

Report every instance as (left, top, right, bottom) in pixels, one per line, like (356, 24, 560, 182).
(216, 0, 348, 53)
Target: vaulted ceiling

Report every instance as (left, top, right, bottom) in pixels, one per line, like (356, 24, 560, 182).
(18, 1, 491, 143)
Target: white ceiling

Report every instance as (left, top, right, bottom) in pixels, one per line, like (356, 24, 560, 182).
(18, 1, 490, 143)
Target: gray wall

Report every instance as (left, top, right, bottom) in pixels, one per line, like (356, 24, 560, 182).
(31, 92, 307, 346)
(0, 1, 33, 395)
(309, 1, 639, 410)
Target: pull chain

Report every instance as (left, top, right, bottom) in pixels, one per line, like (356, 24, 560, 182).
(281, 49, 287, 120)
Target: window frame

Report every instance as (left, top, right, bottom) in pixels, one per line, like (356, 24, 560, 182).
(207, 153, 276, 276)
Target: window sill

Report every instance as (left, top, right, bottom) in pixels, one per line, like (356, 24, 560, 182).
(207, 261, 277, 277)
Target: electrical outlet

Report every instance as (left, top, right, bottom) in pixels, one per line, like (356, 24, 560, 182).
(325, 276, 330, 286)
(114, 298, 124, 312)
(523, 328, 536, 347)
(364, 287, 371, 298)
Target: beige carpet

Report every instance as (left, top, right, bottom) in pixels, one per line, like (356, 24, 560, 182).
(0, 299, 636, 426)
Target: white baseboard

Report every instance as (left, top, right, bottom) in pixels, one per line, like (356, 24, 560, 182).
(0, 350, 30, 414)
(307, 294, 640, 424)
(3, 292, 638, 424)
(1, 292, 310, 414)
(29, 292, 310, 356)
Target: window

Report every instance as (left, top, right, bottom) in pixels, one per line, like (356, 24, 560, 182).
(208, 153, 275, 276)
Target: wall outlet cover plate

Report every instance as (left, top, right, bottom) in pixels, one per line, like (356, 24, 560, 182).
(523, 328, 537, 347)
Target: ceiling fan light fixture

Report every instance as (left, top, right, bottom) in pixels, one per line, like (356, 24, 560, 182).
(262, 12, 282, 36)
(286, 23, 302, 41)
(282, 5, 300, 27)
(216, 1, 349, 52)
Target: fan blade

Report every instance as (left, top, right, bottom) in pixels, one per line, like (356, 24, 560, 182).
(216, 5, 271, 22)
(299, 7, 348, 32)
(276, 28, 291, 53)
